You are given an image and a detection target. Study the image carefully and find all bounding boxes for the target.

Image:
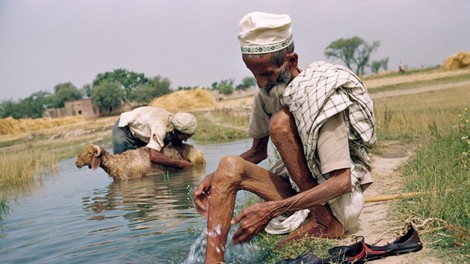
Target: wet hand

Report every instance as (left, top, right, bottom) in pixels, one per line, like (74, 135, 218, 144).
(192, 173, 214, 217)
(230, 203, 272, 244)
(179, 160, 192, 168)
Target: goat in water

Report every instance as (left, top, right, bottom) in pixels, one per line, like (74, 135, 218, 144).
(75, 143, 205, 181)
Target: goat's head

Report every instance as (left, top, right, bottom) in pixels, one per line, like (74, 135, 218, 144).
(75, 144, 103, 170)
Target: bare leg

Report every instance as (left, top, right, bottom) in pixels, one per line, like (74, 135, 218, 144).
(205, 155, 295, 263)
(269, 108, 344, 247)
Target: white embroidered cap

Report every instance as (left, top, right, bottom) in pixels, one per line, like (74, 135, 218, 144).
(238, 12, 293, 55)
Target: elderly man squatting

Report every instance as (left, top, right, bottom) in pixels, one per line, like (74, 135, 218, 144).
(112, 106, 197, 168)
(192, 12, 376, 263)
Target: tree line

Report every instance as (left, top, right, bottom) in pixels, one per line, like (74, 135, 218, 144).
(1, 36, 387, 119)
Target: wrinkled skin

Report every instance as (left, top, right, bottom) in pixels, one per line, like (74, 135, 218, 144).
(192, 51, 351, 264)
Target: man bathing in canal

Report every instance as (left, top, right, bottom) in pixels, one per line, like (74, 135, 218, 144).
(192, 12, 377, 263)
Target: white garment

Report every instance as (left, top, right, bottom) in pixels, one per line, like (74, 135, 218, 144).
(265, 163, 365, 234)
(118, 106, 173, 151)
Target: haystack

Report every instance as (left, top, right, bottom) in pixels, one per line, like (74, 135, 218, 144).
(442, 51, 470, 70)
(149, 88, 216, 112)
(0, 116, 85, 135)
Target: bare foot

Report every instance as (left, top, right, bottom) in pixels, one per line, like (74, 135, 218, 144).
(276, 218, 344, 249)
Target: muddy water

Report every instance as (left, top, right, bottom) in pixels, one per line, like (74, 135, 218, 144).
(0, 139, 270, 264)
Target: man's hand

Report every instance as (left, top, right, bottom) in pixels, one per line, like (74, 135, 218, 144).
(149, 148, 192, 168)
(192, 172, 214, 217)
(230, 202, 274, 244)
(178, 160, 192, 168)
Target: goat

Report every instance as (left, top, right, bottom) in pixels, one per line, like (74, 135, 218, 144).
(75, 143, 205, 181)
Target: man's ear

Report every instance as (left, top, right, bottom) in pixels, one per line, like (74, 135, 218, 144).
(286, 52, 298, 68)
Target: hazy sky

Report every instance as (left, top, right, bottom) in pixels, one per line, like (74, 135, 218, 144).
(1, 0, 469, 101)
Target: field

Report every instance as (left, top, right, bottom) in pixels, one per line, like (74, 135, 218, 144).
(1, 66, 470, 263)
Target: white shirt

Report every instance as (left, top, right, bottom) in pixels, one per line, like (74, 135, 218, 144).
(118, 106, 174, 151)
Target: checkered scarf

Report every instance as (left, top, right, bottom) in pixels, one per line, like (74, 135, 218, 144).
(280, 61, 376, 176)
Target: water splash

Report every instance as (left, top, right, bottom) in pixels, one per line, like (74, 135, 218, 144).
(181, 224, 260, 263)
(181, 230, 206, 264)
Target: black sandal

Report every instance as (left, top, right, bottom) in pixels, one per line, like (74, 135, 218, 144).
(277, 223, 423, 264)
(327, 222, 423, 262)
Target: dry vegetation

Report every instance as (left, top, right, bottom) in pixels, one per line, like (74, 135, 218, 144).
(0, 115, 86, 136)
(149, 88, 217, 112)
(442, 51, 470, 70)
(1, 56, 469, 262)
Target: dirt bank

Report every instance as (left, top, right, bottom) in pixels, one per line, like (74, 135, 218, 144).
(349, 141, 442, 263)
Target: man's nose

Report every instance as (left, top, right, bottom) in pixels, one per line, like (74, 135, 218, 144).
(256, 79, 266, 90)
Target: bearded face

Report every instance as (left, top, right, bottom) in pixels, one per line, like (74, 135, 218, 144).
(261, 64, 292, 98)
(242, 52, 298, 98)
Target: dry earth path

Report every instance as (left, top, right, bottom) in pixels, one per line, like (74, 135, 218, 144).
(370, 79, 470, 99)
(346, 141, 442, 264)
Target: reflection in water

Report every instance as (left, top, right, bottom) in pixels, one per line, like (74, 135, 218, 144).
(0, 139, 269, 263)
(83, 165, 206, 227)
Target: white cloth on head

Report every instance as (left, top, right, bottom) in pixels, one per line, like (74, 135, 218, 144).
(172, 112, 197, 135)
(238, 12, 293, 54)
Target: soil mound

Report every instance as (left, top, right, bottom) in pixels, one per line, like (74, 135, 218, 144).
(442, 51, 470, 70)
(149, 88, 216, 112)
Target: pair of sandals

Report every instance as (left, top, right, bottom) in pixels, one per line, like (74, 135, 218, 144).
(278, 222, 423, 264)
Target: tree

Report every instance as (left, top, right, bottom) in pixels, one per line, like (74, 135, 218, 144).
(0, 99, 21, 119)
(129, 76, 173, 104)
(50, 82, 83, 108)
(81, 84, 92, 98)
(90, 81, 125, 112)
(236, 76, 256, 90)
(19, 91, 51, 118)
(93, 69, 151, 100)
(0, 91, 52, 119)
(212, 79, 235, 95)
(370, 57, 389, 74)
(324, 36, 380, 75)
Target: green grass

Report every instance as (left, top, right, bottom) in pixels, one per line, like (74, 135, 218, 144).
(389, 108, 470, 262)
(192, 109, 250, 142)
(374, 85, 470, 142)
(251, 232, 336, 263)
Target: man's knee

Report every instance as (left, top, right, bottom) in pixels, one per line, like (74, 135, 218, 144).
(269, 108, 296, 144)
(213, 155, 245, 184)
